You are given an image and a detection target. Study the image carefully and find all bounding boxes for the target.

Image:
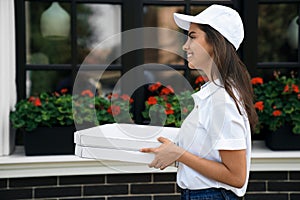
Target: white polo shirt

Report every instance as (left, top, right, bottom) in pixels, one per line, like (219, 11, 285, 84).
(176, 80, 251, 197)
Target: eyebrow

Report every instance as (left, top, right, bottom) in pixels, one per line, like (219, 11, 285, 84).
(188, 31, 196, 37)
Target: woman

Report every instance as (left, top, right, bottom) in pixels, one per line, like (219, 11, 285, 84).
(141, 4, 258, 200)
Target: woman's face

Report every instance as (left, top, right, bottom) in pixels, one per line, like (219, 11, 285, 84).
(182, 23, 214, 74)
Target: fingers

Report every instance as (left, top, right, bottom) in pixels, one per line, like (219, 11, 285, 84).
(148, 159, 157, 168)
(157, 137, 170, 143)
(141, 137, 172, 170)
(141, 137, 170, 153)
(149, 160, 167, 170)
(160, 165, 167, 170)
(140, 147, 156, 153)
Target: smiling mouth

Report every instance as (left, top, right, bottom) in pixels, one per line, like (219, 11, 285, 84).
(187, 53, 192, 58)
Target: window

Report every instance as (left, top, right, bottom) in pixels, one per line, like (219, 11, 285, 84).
(16, 0, 237, 127)
(257, 0, 300, 74)
(143, 5, 185, 65)
(14, 0, 300, 148)
(21, 1, 122, 98)
(258, 3, 298, 63)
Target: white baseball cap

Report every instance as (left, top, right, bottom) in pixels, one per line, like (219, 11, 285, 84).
(174, 4, 244, 50)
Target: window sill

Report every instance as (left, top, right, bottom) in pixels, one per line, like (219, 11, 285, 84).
(0, 141, 300, 178)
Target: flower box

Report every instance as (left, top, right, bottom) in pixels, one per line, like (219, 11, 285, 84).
(265, 126, 300, 150)
(252, 74, 300, 134)
(24, 126, 76, 156)
(10, 89, 135, 156)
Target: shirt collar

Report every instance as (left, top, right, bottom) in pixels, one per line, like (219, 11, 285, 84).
(192, 79, 224, 100)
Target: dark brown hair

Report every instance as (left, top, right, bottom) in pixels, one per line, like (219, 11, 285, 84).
(198, 24, 258, 132)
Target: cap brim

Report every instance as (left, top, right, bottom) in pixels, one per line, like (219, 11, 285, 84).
(174, 13, 207, 31)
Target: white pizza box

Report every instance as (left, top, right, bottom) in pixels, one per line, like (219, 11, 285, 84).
(74, 123, 180, 163)
(75, 144, 156, 164)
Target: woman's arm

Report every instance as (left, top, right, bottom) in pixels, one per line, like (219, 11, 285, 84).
(178, 149, 247, 188)
(141, 137, 247, 188)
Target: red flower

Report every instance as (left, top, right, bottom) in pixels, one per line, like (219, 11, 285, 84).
(251, 77, 263, 85)
(283, 85, 290, 93)
(195, 76, 208, 84)
(120, 94, 130, 101)
(165, 109, 174, 115)
(160, 86, 174, 95)
(60, 88, 68, 94)
(147, 96, 157, 105)
(254, 101, 264, 111)
(182, 107, 188, 113)
(292, 84, 299, 93)
(54, 92, 60, 97)
(33, 98, 42, 107)
(107, 105, 121, 116)
(112, 93, 119, 99)
(148, 82, 161, 92)
(166, 85, 174, 93)
(119, 94, 134, 103)
(28, 96, 36, 102)
(81, 90, 94, 97)
(162, 95, 168, 101)
(165, 103, 172, 109)
(272, 110, 282, 117)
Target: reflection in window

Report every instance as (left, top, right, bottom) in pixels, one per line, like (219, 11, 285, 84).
(190, 5, 207, 16)
(25, 2, 71, 64)
(258, 4, 298, 62)
(144, 68, 187, 92)
(77, 4, 121, 65)
(27, 71, 72, 97)
(143, 6, 185, 65)
(27, 70, 121, 97)
(77, 71, 121, 97)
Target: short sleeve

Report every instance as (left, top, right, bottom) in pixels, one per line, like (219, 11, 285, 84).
(214, 99, 247, 150)
(214, 118, 247, 150)
(206, 92, 248, 150)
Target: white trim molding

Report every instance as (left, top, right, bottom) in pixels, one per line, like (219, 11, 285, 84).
(0, 141, 300, 178)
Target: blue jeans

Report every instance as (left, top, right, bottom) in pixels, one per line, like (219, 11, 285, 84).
(181, 188, 242, 200)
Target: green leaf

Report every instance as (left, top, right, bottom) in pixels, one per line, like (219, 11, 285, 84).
(292, 125, 300, 134)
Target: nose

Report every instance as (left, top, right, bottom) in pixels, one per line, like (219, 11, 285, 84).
(182, 38, 189, 51)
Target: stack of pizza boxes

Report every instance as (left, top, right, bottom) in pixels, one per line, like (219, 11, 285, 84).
(74, 123, 179, 164)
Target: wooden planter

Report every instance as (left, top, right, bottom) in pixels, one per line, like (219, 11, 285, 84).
(24, 126, 76, 156)
(265, 126, 300, 150)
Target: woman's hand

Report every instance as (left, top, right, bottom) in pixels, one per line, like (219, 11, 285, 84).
(140, 137, 185, 170)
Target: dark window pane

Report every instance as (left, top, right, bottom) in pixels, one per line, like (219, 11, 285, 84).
(26, 2, 71, 64)
(75, 70, 121, 96)
(258, 4, 298, 62)
(77, 4, 121, 65)
(144, 0, 184, 1)
(143, 6, 185, 65)
(144, 68, 188, 91)
(27, 71, 72, 96)
(191, 0, 231, 2)
(190, 5, 207, 15)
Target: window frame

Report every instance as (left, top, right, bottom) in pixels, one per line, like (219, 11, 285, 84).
(16, 0, 240, 124)
(257, 0, 300, 71)
(16, 0, 300, 125)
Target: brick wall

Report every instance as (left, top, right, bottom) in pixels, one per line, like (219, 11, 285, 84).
(245, 171, 300, 200)
(0, 172, 300, 200)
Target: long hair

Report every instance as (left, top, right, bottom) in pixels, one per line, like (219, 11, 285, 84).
(198, 24, 258, 132)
